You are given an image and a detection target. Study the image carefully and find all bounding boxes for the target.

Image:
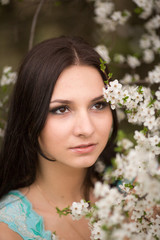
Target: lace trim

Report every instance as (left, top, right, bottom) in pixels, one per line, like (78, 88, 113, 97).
(0, 190, 54, 240)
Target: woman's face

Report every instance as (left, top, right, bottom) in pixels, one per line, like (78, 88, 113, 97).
(38, 65, 112, 169)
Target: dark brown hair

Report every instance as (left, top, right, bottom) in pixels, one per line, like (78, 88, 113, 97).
(0, 36, 118, 199)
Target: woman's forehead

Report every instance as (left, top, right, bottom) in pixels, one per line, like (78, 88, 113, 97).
(50, 65, 105, 102)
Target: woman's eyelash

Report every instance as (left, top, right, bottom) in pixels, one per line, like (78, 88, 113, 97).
(49, 105, 69, 115)
(49, 101, 108, 115)
(92, 101, 108, 110)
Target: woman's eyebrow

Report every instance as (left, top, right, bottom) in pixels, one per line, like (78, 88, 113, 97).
(50, 99, 72, 104)
(50, 95, 104, 104)
(91, 95, 104, 102)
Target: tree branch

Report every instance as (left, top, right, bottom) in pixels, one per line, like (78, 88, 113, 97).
(28, 0, 45, 51)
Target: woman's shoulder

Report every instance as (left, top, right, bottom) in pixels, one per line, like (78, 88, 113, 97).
(0, 222, 23, 240)
(0, 190, 34, 239)
(0, 190, 52, 240)
(0, 190, 28, 217)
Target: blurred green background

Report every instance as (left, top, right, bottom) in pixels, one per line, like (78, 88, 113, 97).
(0, 0, 158, 142)
(0, 0, 136, 76)
(0, 0, 98, 73)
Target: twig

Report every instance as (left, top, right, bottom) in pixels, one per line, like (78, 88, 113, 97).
(28, 0, 45, 51)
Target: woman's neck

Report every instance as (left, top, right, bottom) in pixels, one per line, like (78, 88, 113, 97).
(35, 160, 88, 206)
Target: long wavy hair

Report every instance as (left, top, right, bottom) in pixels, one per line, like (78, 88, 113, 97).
(0, 36, 118, 200)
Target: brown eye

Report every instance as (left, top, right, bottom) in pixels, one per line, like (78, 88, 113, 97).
(92, 101, 108, 110)
(94, 103, 103, 109)
(50, 106, 69, 115)
(57, 107, 68, 113)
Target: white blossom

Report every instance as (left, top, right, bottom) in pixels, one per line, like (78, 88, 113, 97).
(1, 0, 10, 5)
(155, 89, 160, 100)
(111, 10, 130, 25)
(143, 49, 154, 63)
(145, 15, 160, 31)
(94, 181, 110, 198)
(148, 64, 160, 84)
(117, 138, 134, 150)
(120, 73, 140, 84)
(132, 0, 154, 19)
(90, 221, 106, 240)
(139, 34, 152, 49)
(127, 55, 141, 69)
(151, 34, 160, 53)
(94, 1, 114, 18)
(94, 45, 110, 63)
(113, 53, 125, 64)
(70, 200, 89, 220)
(51, 233, 59, 240)
(116, 109, 125, 122)
(95, 160, 105, 173)
(0, 66, 17, 86)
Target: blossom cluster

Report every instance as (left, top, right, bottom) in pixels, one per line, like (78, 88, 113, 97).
(70, 75, 160, 239)
(70, 200, 89, 220)
(103, 79, 160, 132)
(93, 0, 160, 68)
(88, 0, 131, 32)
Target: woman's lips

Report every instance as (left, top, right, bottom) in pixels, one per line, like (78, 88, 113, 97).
(70, 144, 97, 154)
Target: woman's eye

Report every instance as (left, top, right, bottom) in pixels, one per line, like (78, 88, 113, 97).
(50, 106, 69, 115)
(92, 102, 108, 110)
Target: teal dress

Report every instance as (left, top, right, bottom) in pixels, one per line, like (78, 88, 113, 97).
(0, 190, 56, 240)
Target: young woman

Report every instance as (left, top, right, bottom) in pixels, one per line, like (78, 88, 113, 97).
(0, 36, 118, 240)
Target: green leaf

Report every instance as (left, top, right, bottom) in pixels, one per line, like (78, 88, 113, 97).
(125, 183, 134, 189)
(124, 211, 129, 217)
(125, 109, 132, 114)
(100, 58, 107, 73)
(137, 217, 143, 223)
(104, 80, 109, 85)
(147, 97, 156, 107)
(54, 1, 62, 6)
(122, 10, 128, 17)
(137, 86, 143, 94)
(118, 103, 123, 107)
(117, 130, 127, 140)
(134, 7, 143, 14)
(122, 96, 129, 103)
(114, 146, 123, 153)
(56, 206, 71, 217)
(111, 158, 117, 168)
(140, 127, 148, 135)
(108, 73, 113, 79)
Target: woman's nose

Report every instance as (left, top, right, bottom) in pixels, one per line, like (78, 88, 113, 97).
(73, 110, 95, 138)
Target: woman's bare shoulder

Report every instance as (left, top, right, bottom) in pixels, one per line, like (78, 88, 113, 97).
(0, 222, 23, 240)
